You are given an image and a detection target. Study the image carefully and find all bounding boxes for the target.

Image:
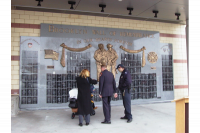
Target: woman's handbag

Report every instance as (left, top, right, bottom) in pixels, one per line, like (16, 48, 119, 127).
(68, 98, 78, 108)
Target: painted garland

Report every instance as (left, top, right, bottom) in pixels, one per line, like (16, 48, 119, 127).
(120, 46, 146, 67)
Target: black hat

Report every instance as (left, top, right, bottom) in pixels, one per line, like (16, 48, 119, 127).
(116, 64, 124, 69)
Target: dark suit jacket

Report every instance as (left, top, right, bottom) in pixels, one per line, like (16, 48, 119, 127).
(99, 70, 117, 97)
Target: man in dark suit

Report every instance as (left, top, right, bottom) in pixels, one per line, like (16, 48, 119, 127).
(99, 65, 118, 124)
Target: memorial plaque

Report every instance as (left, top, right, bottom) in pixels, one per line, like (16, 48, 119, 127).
(47, 66, 54, 69)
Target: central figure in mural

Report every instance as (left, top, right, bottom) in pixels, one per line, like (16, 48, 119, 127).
(94, 44, 108, 81)
(94, 43, 118, 81)
(106, 44, 118, 78)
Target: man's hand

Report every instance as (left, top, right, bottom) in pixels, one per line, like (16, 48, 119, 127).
(114, 93, 118, 98)
(99, 94, 102, 98)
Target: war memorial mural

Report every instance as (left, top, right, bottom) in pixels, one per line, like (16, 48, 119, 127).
(19, 24, 173, 109)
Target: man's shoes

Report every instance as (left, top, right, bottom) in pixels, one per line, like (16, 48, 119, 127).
(86, 123, 89, 126)
(120, 116, 128, 119)
(79, 123, 83, 126)
(127, 119, 132, 123)
(101, 121, 111, 124)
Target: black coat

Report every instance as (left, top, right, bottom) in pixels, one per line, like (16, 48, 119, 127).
(118, 68, 131, 91)
(99, 70, 117, 97)
(76, 76, 97, 115)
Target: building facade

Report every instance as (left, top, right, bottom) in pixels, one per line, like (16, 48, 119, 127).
(11, 9, 188, 109)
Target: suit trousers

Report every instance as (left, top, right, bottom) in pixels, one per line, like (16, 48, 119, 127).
(121, 89, 132, 119)
(102, 96, 112, 121)
(79, 114, 90, 124)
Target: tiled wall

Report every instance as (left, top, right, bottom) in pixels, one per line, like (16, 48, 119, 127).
(11, 10, 188, 99)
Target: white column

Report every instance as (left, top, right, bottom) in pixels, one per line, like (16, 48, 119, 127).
(185, 19, 189, 94)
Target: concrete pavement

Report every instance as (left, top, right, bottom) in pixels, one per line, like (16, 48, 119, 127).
(11, 102, 175, 133)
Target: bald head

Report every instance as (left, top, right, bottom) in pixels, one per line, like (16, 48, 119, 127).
(101, 65, 107, 72)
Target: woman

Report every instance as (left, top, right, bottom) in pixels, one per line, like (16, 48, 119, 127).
(76, 69, 97, 126)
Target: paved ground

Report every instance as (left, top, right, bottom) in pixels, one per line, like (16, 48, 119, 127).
(11, 102, 175, 133)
